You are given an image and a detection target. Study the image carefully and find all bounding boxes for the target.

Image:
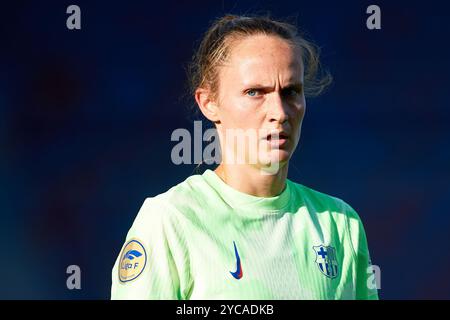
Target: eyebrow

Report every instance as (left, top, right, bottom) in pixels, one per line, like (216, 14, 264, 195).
(283, 83, 303, 91)
(245, 82, 303, 91)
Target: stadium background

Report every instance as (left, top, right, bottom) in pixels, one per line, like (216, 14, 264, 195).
(1, 0, 449, 299)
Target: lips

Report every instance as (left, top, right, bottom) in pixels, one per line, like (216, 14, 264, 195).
(263, 130, 290, 149)
(266, 131, 289, 141)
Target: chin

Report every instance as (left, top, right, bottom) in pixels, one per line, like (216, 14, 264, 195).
(258, 149, 291, 167)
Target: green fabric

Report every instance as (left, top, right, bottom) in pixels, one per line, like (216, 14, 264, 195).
(111, 169, 379, 300)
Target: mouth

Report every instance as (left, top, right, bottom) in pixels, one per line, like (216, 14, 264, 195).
(264, 131, 290, 148)
(265, 131, 290, 141)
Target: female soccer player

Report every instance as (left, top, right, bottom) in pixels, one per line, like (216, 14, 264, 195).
(111, 14, 379, 300)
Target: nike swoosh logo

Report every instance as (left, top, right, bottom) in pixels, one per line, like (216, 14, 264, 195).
(229, 241, 243, 280)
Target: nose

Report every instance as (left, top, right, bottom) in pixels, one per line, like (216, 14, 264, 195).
(268, 91, 289, 124)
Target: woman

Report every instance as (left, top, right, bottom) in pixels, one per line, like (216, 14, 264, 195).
(111, 14, 379, 300)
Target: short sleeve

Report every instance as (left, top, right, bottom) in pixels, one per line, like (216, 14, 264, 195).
(111, 197, 191, 300)
(345, 203, 379, 300)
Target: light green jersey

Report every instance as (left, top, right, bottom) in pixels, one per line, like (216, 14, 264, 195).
(111, 169, 379, 300)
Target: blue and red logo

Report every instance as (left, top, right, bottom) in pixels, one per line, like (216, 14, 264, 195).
(229, 241, 243, 280)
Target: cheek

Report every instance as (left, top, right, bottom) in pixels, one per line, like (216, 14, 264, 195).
(220, 96, 262, 129)
(299, 104, 306, 122)
(292, 102, 306, 125)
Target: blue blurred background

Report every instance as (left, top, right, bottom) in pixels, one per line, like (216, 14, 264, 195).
(1, 0, 449, 299)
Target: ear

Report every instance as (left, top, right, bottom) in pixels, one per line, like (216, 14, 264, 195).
(194, 87, 221, 124)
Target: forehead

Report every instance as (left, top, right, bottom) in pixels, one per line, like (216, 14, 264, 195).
(220, 34, 304, 84)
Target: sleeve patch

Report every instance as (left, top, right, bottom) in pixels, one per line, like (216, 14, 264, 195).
(118, 239, 147, 283)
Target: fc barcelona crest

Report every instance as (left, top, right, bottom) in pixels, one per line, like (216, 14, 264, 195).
(313, 245, 339, 279)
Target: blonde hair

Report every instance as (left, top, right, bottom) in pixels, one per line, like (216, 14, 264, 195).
(187, 13, 332, 103)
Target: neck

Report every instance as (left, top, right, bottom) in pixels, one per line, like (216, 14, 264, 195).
(214, 163, 289, 197)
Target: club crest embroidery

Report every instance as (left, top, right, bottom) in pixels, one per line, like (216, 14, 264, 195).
(313, 245, 339, 279)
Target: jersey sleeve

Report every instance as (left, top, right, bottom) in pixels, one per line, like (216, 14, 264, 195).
(111, 197, 192, 300)
(345, 203, 379, 300)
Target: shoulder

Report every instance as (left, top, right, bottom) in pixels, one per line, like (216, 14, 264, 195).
(156, 173, 210, 208)
(289, 180, 356, 213)
(288, 179, 364, 227)
(130, 173, 208, 230)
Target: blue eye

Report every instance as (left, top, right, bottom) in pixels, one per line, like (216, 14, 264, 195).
(247, 89, 258, 97)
